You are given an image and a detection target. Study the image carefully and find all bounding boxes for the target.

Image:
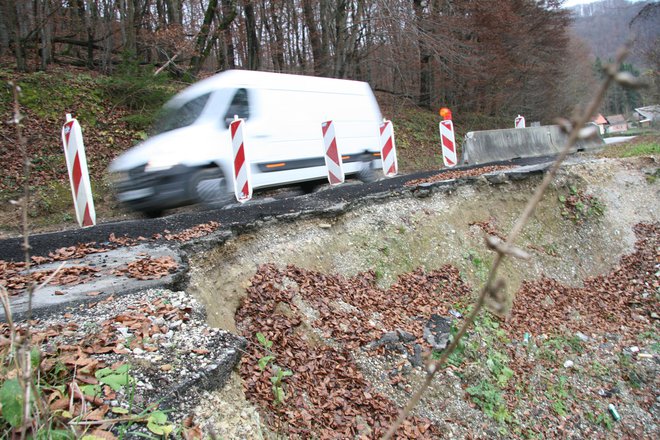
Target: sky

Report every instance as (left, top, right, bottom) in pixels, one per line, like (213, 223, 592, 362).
(562, 0, 645, 6)
(563, 0, 600, 6)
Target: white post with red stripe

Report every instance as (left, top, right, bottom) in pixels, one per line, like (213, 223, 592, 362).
(321, 120, 344, 185)
(379, 119, 398, 177)
(515, 115, 526, 129)
(229, 116, 252, 203)
(61, 114, 95, 227)
(439, 119, 458, 167)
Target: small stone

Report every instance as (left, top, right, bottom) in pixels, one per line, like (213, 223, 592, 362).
(563, 360, 574, 369)
(449, 309, 462, 319)
(631, 314, 647, 323)
(650, 312, 659, 320)
(160, 364, 173, 371)
(423, 314, 451, 350)
(117, 327, 131, 338)
(319, 223, 332, 229)
(575, 332, 589, 342)
(629, 346, 639, 353)
(133, 347, 145, 355)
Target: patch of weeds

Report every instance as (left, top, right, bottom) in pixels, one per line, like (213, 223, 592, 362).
(586, 408, 614, 430)
(544, 335, 584, 354)
(637, 329, 659, 351)
(558, 185, 606, 224)
(432, 322, 466, 367)
(538, 346, 558, 363)
(30, 182, 75, 218)
(589, 360, 609, 379)
(486, 350, 514, 387)
(542, 242, 559, 257)
(464, 250, 490, 282)
(621, 142, 660, 158)
(466, 380, 512, 424)
(642, 167, 660, 184)
(544, 375, 571, 417)
(255, 332, 293, 405)
(618, 352, 642, 389)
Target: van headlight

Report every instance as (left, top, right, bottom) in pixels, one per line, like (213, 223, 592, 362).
(145, 157, 180, 172)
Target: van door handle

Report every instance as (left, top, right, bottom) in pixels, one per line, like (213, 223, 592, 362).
(254, 134, 270, 139)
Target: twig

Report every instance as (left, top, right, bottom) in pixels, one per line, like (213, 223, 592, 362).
(9, 82, 35, 324)
(35, 261, 68, 292)
(382, 44, 632, 439)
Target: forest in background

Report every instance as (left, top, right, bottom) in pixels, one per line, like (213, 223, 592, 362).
(0, 0, 658, 124)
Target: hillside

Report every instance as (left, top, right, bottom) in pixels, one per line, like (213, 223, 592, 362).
(0, 66, 508, 238)
(569, 0, 658, 68)
(1, 65, 660, 438)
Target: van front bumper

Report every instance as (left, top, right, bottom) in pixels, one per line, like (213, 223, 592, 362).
(111, 164, 194, 212)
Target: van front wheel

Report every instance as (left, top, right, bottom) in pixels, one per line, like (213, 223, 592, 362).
(188, 168, 232, 206)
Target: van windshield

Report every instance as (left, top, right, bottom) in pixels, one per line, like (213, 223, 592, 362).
(153, 93, 211, 135)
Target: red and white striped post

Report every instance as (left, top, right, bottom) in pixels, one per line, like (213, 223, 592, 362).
(321, 120, 344, 185)
(230, 116, 252, 203)
(61, 114, 95, 227)
(379, 119, 398, 177)
(515, 115, 526, 129)
(439, 108, 457, 167)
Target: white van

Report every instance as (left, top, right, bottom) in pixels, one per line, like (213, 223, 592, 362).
(108, 69, 384, 216)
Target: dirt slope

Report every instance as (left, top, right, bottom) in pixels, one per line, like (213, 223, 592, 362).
(186, 154, 659, 438)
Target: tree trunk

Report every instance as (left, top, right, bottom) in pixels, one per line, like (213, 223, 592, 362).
(222, 0, 236, 69)
(164, 0, 182, 26)
(37, 0, 52, 69)
(10, 0, 28, 71)
(302, 0, 324, 76)
(413, 0, 432, 109)
(244, 0, 260, 70)
(189, 0, 219, 74)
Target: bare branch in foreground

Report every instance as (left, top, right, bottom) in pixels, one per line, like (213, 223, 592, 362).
(383, 45, 632, 439)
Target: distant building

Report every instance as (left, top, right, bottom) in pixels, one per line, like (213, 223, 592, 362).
(592, 113, 608, 135)
(634, 105, 660, 128)
(605, 114, 628, 134)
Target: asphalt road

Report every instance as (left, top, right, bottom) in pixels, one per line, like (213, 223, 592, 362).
(0, 156, 557, 262)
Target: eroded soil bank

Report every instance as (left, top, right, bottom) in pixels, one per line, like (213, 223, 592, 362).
(187, 156, 659, 438)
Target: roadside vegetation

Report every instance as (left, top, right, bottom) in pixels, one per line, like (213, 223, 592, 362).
(0, 65, 505, 237)
(1, 38, 659, 439)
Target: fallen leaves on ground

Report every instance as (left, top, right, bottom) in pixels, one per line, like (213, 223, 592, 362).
(237, 262, 473, 438)
(406, 165, 516, 186)
(0, 221, 220, 295)
(154, 221, 221, 241)
(0, 296, 194, 436)
(235, 222, 659, 439)
(113, 256, 178, 280)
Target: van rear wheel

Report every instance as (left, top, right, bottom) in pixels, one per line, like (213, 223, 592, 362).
(189, 169, 232, 206)
(357, 161, 377, 183)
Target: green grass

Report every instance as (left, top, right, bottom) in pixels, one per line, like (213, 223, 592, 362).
(599, 134, 660, 159)
(466, 380, 512, 424)
(545, 375, 571, 417)
(620, 142, 660, 157)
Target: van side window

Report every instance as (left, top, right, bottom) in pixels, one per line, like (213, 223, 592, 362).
(224, 88, 250, 126)
(154, 93, 211, 134)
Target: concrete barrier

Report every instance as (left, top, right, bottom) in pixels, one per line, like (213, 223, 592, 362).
(462, 125, 604, 165)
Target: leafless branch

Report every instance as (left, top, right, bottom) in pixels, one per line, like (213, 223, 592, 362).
(383, 44, 632, 439)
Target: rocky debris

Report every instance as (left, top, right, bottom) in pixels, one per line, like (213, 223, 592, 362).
(423, 314, 452, 350)
(366, 329, 417, 352)
(0, 289, 245, 438)
(227, 221, 659, 439)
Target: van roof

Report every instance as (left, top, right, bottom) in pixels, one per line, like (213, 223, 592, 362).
(174, 69, 373, 103)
